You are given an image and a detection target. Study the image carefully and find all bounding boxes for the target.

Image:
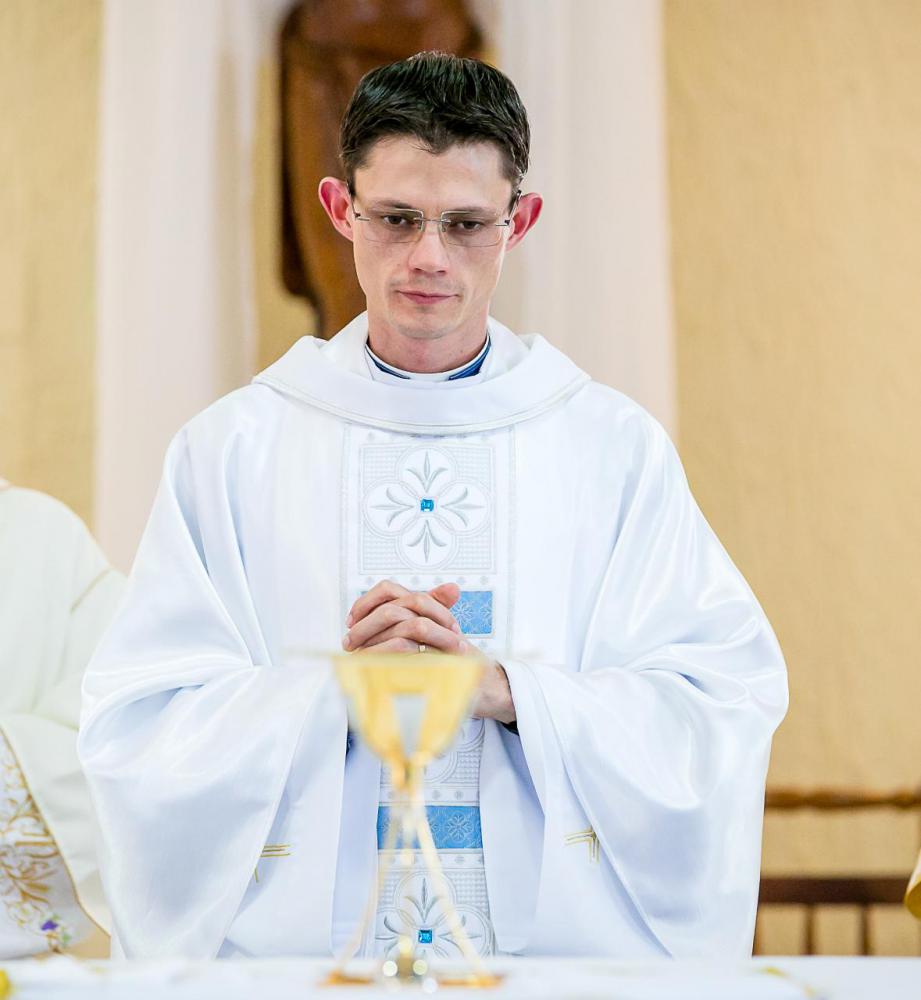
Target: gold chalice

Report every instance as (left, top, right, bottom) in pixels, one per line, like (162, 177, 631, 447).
(324, 650, 502, 989)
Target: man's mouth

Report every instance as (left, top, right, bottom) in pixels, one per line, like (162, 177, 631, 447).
(397, 290, 455, 305)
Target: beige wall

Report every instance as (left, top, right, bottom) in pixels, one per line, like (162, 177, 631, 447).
(0, 0, 102, 525)
(494, 0, 676, 430)
(0, 2, 309, 539)
(666, 0, 921, 952)
(252, 56, 315, 373)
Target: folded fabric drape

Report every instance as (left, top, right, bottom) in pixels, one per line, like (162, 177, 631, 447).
(0, 486, 124, 957)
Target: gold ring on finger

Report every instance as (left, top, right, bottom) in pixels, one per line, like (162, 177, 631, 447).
(418, 643, 427, 654)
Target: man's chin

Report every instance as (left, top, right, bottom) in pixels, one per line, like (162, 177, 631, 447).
(391, 312, 458, 342)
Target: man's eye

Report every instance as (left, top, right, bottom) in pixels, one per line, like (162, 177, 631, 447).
(446, 219, 485, 232)
(380, 214, 415, 228)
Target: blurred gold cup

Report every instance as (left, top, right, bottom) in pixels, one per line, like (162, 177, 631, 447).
(324, 650, 502, 989)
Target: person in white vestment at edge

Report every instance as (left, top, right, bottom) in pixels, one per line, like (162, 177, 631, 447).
(78, 53, 788, 961)
(0, 479, 124, 958)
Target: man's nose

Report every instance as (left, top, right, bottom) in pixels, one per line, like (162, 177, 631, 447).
(406, 221, 450, 272)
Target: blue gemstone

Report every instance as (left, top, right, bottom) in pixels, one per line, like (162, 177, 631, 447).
(418, 929, 433, 944)
(420, 498, 435, 512)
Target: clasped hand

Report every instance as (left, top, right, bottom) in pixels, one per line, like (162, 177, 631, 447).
(341, 580, 516, 725)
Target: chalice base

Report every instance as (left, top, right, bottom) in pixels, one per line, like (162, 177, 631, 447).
(321, 963, 504, 989)
(434, 969, 505, 988)
(322, 969, 375, 986)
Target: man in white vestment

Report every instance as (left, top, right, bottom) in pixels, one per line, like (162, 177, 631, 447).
(79, 53, 788, 961)
(0, 481, 123, 957)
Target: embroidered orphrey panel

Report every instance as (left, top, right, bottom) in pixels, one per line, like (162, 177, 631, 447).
(343, 428, 515, 960)
(0, 731, 90, 957)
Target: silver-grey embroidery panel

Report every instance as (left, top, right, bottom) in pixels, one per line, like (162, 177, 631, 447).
(344, 429, 514, 960)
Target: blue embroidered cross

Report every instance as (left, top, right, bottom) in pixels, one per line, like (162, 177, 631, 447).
(420, 498, 435, 512)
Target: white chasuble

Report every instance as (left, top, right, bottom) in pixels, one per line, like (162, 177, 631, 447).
(79, 313, 788, 961)
(0, 485, 124, 957)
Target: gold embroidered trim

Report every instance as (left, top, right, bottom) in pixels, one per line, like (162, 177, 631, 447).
(254, 844, 291, 883)
(564, 827, 600, 864)
(260, 844, 291, 858)
(0, 731, 106, 943)
(0, 733, 69, 950)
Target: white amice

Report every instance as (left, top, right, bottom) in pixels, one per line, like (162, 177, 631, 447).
(79, 314, 787, 960)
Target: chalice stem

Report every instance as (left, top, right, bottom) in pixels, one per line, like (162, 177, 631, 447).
(408, 771, 488, 975)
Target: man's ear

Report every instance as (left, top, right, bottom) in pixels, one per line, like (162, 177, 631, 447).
(318, 177, 355, 242)
(505, 192, 543, 251)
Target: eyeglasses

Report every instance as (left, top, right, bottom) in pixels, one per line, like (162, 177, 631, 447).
(351, 192, 520, 248)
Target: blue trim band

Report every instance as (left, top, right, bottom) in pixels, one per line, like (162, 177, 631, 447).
(367, 354, 410, 379)
(366, 335, 490, 382)
(447, 337, 490, 380)
(452, 590, 493, 635)
(377, 805, 483, 849)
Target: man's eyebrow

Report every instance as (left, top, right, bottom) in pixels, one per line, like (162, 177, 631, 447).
(365, 199, 418, 211)
(443, 205, 497, 215)
(364, 199, 498, 215)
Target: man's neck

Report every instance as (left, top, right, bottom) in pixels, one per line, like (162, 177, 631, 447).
(366, 321, 489, 375)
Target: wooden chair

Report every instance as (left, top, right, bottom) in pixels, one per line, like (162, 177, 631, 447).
(755, 787, 921, 955)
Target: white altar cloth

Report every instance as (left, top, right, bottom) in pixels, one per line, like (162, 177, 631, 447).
(0, 957, 918, 999)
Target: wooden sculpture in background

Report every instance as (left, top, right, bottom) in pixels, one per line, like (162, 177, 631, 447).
(280, 0, 482, 339)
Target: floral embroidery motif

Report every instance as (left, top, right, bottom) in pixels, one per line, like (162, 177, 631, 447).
(363, 448, 490, 569)
(0, 733, 75, 952)
(39, 914, 72, 951)
(375, 872, 493, 959)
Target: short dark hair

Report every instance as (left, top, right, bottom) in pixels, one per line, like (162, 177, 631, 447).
(339, 51, 530, 198)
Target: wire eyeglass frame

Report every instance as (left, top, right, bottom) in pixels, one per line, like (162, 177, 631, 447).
(350, 189, 522, 248)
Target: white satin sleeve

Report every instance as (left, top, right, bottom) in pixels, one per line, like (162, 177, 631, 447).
(78, 428, 328, 959)
(502, 416, 788, 957)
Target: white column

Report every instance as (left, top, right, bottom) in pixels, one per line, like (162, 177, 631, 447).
(94, 0, 290, 570)
(492, 0, 676, 434)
